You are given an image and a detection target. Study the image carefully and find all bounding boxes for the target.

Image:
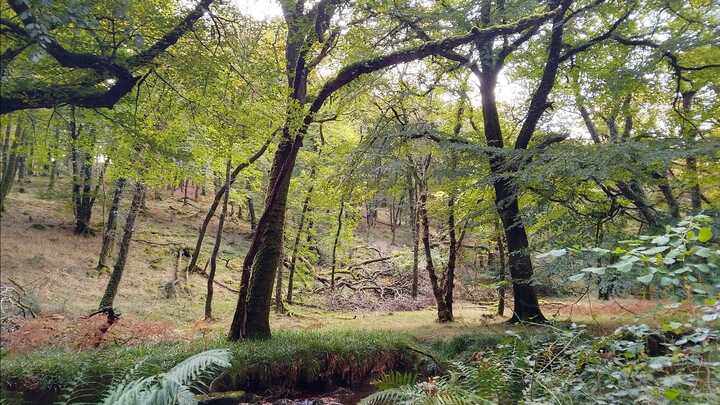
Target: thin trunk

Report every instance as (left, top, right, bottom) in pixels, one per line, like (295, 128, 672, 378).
(0, 117, 11, 170)
(205, 160, 231, 320)
(99, 182, 144, 310)
(656, 171, 680, 219)
(495, 219, 507, 316)
(246, 180, 257, 232)
(407, 170, 419, 299)
(274, 250, 285, 313)
(330, 198, 345, 289)
(184, 134, 274, 276)
(442, 193, 457, 322)
(0, 122, 24, 212)
(682, 91, 701, 212)
(389, 198, 397, 246)
(48, 153, 57, 192)
(286, 183, 313, 303)
(16, 154, 26, 192)
(418, 172, 452, 322)
(97, 178, 126, 270)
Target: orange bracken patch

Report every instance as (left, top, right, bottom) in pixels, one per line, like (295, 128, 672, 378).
(2, 315, 181, 353)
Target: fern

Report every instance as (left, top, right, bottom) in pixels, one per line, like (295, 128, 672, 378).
(55, 349, 231, 405)
(362, 359, 507, 404)
(373, 371, 418, 390)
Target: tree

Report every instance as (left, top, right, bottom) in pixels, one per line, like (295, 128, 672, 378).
(229, 0, 560, 340)
(99, 181, 144, 310)
(1, 0, 217, 113)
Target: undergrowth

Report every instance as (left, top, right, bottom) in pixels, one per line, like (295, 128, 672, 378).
(0, 330, 412, 403)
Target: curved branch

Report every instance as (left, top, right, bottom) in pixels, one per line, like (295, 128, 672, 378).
(1, 0, 215, 114)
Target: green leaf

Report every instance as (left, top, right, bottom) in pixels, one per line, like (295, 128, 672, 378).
(651, 235, 670, 245)
(637, 273, 654, 284)
(581, 266, 606, 275)
(687, 230, 696, 240)
(663, 388, 680, 401)
(659, 277, 676, 287)
(536, 249, 567, 259)
(694, 246, 711, 258)
(698, 227, 713, 242)
(568, 273, 586, 282)
(643, 246, 669, 255)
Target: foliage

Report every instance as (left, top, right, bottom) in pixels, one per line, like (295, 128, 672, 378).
(539, 214, 720, 300)
(0, 330, 412, 402)
(94, 349, 231, 405)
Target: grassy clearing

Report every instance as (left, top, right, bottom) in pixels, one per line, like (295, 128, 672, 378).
(0, 330, 413, 402)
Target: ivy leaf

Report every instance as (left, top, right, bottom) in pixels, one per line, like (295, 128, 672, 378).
(698, 227, 713, 242)
(651, 235, 670, 245)
(637, 273, 654, 284)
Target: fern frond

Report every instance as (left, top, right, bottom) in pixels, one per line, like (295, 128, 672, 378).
(164, 349, 231, 387)
(373, 371, 418, 390)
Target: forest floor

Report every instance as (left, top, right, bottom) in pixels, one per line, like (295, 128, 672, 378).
(1, 176, 666, 355)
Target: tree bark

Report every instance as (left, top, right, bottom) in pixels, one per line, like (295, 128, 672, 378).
(330, 197, 345, 289)
(286, 183, 313, 304)
(97, 178, 126, 270)
(682, 91, 701, 213)
(407, 169, 419, 299)
(205, 160, 230, 320)
(494, 219, 507, 316)
(231, 136, 299, 340)
(0, 120, 24, 212)
(99, 182, 144, 310)
(417, 164, 453, 323)
(246, 181, 257, 232)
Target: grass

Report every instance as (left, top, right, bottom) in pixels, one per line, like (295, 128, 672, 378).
(0, 329, 414, 402)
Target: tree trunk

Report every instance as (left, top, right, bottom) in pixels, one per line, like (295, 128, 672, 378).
(246, 180, 256, 232)
(286, 184, 313, 304)
(681, 91, 701, 213)
(0, 121, 24, 212)
(494, 219, 507, 316)
(441, 193, 457, 323)
(407, 170, 419, 299)
(230, 136, 299, 340)
(274, 250, 285, 313)
(185, 135, 275, 276)
(418, 171, 452, 323)
(478, 69, 546, 323)
(99, 182, 144, 310)
(330, 198, 345, 289)
(97, 178, 126, 271)
(205, 160, 230, 320)
(656, 171, 680, 219)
